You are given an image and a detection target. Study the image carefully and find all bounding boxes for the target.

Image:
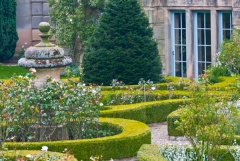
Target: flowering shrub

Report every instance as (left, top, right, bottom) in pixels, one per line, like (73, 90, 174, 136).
(176, 78, 238, 161)
(0, 73, 109, 142)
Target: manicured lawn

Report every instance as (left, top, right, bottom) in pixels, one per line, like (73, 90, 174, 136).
(0, 65, 28, 79)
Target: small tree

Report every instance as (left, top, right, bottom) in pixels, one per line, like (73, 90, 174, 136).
(177, 76, 238, 161)
(48, 0, 104, 64)
(0, 0, 18, 61)
(82, 0, 162, 85)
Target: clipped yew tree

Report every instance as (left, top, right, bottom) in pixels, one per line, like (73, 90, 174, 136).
(0, 0, 18, 61)
(82, 0, 162, 85)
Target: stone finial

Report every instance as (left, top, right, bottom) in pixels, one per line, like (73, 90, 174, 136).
(18, 22, 72, 87)
(35, 22, 55, 47)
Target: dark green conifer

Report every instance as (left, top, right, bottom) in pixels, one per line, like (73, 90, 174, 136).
(82, 0, 162, 85)
(0, 0, 18, 61)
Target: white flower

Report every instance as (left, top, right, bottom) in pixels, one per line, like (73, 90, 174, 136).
(92, 89, 97, 94)
(99, 103, 103, 106)
(151, 86, 156, 90)
(26, 154, 34, 159)
(41, 146, 48, 152)
(29, 68, 36, 73)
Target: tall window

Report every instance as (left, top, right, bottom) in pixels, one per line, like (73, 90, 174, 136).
(194, 11, 211, 77)
(218, 11, 232, 45)
(171, 11, 186, 77)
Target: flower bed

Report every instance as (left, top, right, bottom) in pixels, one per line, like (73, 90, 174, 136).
(4, 118, 151, 160)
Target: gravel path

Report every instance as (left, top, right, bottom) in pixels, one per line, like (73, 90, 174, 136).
(113, 122, 190, 161)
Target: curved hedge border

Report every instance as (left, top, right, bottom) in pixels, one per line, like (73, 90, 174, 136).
(137, 144, 236, 161)
(167, 108, 240, 145)
(100, 99, 191, 124)
(4, 118, 151, 160)
(1, 150, 77, 160)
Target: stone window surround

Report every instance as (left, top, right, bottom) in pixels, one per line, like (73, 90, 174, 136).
(164, 6, 232, 79)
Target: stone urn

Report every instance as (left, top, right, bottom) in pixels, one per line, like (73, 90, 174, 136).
(18, 22, 72, 87)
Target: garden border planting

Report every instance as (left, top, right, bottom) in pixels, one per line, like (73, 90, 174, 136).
(4, 118, 151, 160)
(137, 144, 236, 161)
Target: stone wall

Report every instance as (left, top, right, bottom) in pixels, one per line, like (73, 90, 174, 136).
(16, 0, 239, 76)
(16, 0, 50, 50)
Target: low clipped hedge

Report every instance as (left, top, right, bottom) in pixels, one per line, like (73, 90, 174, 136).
(4, 118, 151, 161)
(1, 150, 77, 160)
(137, 144, 167, 161)
(167, 108, 184, 136)
(167, 108, 240, 145)
(100, 99, 191, 124)
(137, 144, 236, 161)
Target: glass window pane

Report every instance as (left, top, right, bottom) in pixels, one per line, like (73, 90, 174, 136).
(175, 45, 181, 61)
(182, 29, 186, 44)
(206, 46, 211, 62)
(174, 13, 180, 28)
(206, 29, 211, 45)
(182, 46, 186, 61)
(206, 12, 211, 28)
(206, 63, 211, 69)
(182, 13, 186, 28)
(197, 13, 204, 28)
(223, 30, 231, 40)
(198, 46, 205, 61)
(175, 62, 181, 76)
(223, 13, 231, 28)
(198, 29, 205, 45)
(198, 63, 204, 75)
(182, 62, 187, 77)
(175, 29, 180, 44)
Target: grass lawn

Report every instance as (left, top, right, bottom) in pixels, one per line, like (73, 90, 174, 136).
(0, 65, 28, 79)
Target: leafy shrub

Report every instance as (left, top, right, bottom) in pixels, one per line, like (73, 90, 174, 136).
(206, 65, 230, 83)
(60, 64, 81, 78)
(0, 74, 108, 141)
(176, 79, 238, 161)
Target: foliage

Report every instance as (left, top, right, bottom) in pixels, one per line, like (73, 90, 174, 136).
(0, 73, 107, 141)
(230, 140, 240, 161)
(48, 0, 104, 63)
(0, 0, 18, 61)
(206, 65, 230, 83)
(82, 0, 162, 85)
(138, 144, 240, 161)
(60, 64, 82, 79)
(176, 76, 238, 161)
(218, 30, 240, 75)
(5, 118, 151, 161)
(0, 148, 77, 161)
(159, 144, 197, 161)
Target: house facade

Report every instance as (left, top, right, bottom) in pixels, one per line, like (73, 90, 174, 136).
(16, 0, 240, 79)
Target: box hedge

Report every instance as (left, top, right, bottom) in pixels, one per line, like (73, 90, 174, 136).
(4, 118, 151, 161)
(100, 99, 191, 124)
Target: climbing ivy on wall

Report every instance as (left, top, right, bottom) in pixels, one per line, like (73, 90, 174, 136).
(0, 0, 18, 62)
(48, 0, 104, 64)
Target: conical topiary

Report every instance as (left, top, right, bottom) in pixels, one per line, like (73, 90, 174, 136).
(82, 0, 162, 85)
